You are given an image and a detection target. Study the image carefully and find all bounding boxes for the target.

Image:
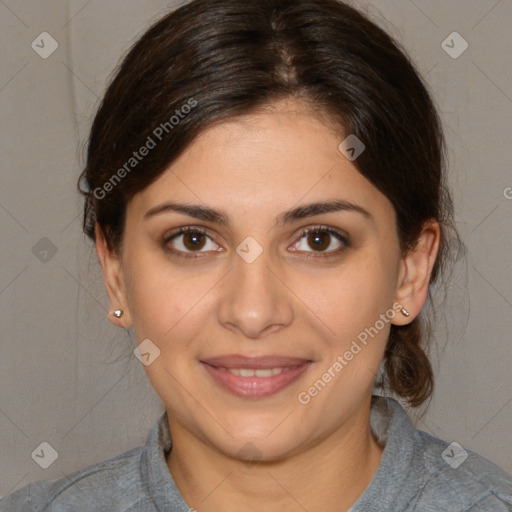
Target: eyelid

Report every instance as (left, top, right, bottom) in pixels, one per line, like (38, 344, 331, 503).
(295, 224, 348, 242)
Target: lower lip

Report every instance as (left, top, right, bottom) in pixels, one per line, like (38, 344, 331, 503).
(200, 362, 312, 399)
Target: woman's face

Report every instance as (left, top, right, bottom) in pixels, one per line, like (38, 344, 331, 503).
(117, 99, 407, 460)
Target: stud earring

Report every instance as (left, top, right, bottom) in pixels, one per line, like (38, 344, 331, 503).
(112, 309, 123, 318)
(400, 307, 410, 317)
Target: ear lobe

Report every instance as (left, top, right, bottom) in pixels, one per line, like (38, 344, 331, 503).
(95, 222, 133, 328)
(392, 220, 441, 326)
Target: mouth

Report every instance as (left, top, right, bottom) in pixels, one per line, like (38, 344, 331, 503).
(200, 354, 312, 399)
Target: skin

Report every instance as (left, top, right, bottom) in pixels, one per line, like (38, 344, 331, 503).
(96, 98, 440, 512)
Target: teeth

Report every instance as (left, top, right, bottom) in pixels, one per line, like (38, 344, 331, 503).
(216, 366, 297, 377)
(255, 369, 273, 377)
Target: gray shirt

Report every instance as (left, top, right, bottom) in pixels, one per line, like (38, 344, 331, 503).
(1, 396, 511, 511)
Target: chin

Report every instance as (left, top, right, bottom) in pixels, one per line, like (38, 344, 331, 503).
(208, 422, 306, 463)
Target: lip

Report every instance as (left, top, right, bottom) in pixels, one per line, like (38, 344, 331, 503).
(200, 355, 312, 399)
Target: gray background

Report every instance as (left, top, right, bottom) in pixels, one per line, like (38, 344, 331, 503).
(1, 0, 511, 498)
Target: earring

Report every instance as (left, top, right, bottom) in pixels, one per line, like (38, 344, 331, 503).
(112, 309, 123, 318)
(400, 307, 410, 317)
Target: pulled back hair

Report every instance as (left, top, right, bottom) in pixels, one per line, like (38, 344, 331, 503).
(78, 0, 459, 407)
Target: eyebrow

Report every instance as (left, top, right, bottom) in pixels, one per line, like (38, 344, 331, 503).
(143, 199, 373, 227)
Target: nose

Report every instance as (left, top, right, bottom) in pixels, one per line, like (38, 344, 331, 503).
(216, 244, 294, 339)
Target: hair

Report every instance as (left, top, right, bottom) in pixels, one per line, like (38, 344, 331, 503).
(78, 0, 461, 408)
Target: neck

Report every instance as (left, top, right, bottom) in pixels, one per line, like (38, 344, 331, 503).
(166, 397, 383, 512)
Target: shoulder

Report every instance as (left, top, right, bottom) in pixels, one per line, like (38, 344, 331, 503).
(359, 396, 512, 511)
(0, 445, 155, 512)
(414, 430, 512, 511)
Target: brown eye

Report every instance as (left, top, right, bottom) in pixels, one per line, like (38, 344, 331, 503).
(164, 227, 222, 257)
(306, 231, 331, 251)
(182, 232, 207, 251)
(291, 227, 349, 256)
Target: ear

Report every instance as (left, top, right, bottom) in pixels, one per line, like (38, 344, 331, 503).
(95, 222, 133, 328)
(392, 220, 441, 326)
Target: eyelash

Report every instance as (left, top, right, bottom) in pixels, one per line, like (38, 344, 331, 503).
(162, 225, 350, 260)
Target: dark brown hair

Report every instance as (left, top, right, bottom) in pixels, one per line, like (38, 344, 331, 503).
(78, 0, 460, 407)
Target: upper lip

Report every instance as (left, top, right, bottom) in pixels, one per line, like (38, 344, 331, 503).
(200, 354, 312, 369)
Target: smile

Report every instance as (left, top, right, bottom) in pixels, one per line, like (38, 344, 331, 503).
(200, 361, 312, 399)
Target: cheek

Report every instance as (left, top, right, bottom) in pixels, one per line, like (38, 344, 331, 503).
(298, 261, 396, 401)
(303, 253, 397, 341)
(129, 278, 192, 340)
(124, 251, 217, 345)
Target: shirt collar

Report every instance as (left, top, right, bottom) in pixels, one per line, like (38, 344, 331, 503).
(349, 395, 427, 511)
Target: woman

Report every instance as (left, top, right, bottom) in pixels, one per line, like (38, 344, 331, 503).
(2, 0, 511, 510)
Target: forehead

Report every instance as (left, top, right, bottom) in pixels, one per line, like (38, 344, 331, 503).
(127, 101, 396, 230)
